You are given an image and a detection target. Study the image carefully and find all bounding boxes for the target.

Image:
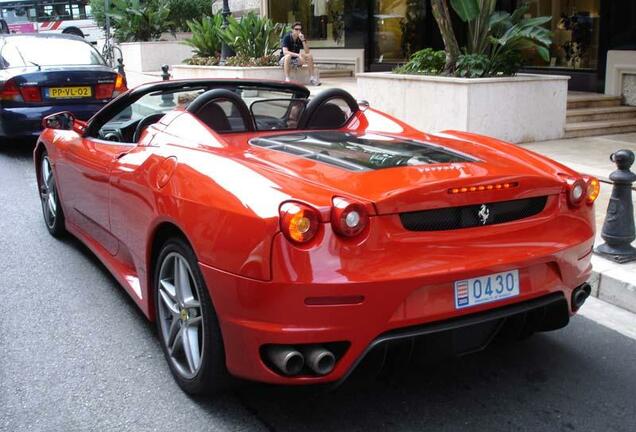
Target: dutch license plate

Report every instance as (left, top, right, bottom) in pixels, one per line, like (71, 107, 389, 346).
(46, 86, 92, 99)
(454, 270, 520, 309)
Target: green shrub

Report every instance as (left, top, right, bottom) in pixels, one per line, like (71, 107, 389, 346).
(224, 53, 279, 67)
(92, 0, 212, 41)
(219, 12, 287, 59)
(183, 15, 223, 58)
(455, 53, 490, 78)
(107, 0, 173, 42)
(394, 48, 446, 75)
(184, 55, 220, 66)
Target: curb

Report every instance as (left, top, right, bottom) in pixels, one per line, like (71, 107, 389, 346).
(588, 255, 636, 314)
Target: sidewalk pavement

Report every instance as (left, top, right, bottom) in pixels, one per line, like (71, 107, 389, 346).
(125, 71, 636, 314)
(522, 134, 636, 315)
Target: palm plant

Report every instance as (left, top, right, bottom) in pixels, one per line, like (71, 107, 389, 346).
(183, 15, 224, 58)
(430, 1, 552, 75)
(218, 12, 287, 59)
(488, 4, 552, 64)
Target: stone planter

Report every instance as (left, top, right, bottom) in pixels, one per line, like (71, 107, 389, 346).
(356, 72, 570, 143)
(171, 64, 315, 84)
(120, 40, 194, 73)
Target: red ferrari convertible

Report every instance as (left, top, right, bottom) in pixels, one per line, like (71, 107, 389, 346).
(35, 79, 598, 395)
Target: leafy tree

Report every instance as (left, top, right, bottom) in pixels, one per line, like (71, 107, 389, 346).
(166, 0, 213, 32)
(431, 0, 460, 74)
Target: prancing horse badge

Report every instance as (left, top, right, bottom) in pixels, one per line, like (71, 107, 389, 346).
(478, 204, 490, 225)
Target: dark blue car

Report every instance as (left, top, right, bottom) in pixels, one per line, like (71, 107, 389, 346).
(0, 33, 126, 139)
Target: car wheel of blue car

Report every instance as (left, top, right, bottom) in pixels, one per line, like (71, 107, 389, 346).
(38, 153, 66, 237)
(154, 237, 230, 395)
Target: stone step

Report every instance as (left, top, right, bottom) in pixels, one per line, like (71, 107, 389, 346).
(567, 105, 636, 123)
(567, 94, 622, 109)
(564, 118, 636, 138)
(319, 69, 354, 78)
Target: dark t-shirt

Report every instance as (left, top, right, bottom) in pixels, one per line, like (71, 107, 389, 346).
(280, 32, 303, 59)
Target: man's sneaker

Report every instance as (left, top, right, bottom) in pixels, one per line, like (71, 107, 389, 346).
(310, 78, 321, 86)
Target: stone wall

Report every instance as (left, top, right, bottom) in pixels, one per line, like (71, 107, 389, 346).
(605, 50, 636, 107)
(212, 0, 261, 17)
(623, 75, 636, 106)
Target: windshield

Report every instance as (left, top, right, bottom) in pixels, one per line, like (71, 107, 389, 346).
(0, 37, 105, 68)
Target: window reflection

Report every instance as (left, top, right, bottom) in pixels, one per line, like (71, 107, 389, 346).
(269, 0, 345, 47)
(374, 0, 427, 63)
(520, 0, 601, 70)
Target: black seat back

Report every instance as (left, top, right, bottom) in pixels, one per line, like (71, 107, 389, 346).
(298, 88, 359, 130)
(187, 88, 255, 133)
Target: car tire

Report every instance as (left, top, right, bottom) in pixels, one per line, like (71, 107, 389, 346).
(38, 152, 66, 237)
(154, 237, 230, 395)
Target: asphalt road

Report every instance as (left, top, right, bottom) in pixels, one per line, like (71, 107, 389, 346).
(1, 142, 635, 432)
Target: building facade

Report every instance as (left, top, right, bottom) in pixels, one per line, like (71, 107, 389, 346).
(229, 0, 635, 92)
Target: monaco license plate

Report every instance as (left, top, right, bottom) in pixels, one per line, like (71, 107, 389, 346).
(46, 86, 92, 99)
(454, 270, 520, 309)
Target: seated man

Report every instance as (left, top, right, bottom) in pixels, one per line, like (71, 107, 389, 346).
(279, 21, 321, 86)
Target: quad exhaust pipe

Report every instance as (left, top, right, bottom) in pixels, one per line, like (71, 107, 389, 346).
(265, 345, 304, 376)
(265, 345, 336, 376)
(572, 283, 592, 311)
(301, 345, 336, 376)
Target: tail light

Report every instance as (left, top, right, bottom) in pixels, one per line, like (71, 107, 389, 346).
(279, 201, 320, 244)
(95, 83, 115, 99)
(566, 178, 587, 207)
(584, 176, 600, 204)
(20, 85, 42, 102)
(95, 74, 127, 100)
(331, 197, 369, 237)
(0, 79, 23, 102)
(0, 79, 42, 102)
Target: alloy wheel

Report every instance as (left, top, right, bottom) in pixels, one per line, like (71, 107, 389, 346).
(157, 252, 205, 379)
(40, 156, 58, 229)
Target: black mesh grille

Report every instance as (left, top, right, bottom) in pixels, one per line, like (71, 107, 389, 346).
(400, 196, 548, 231)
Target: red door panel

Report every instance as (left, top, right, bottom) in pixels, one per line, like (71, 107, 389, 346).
(58, 136, 134, 254)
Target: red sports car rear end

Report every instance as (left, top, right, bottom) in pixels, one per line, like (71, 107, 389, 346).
(211, 127, 596, 385)
(34, 81, 598, 395)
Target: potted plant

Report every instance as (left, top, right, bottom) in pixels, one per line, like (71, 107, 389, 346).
(172, 12, 299, 81)
(357, 1, 570, 143)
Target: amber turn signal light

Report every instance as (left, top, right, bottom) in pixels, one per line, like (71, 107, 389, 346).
(585, 176, 600, 205)
(279, 201, 320, 244)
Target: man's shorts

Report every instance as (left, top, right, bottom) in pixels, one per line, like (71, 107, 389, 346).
(279, 56, 302, 67)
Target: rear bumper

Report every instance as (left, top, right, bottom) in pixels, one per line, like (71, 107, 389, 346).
(0, 104, 106, 138)
(202, 228, 594, 385)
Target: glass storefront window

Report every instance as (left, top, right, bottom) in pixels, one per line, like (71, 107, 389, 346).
(268, 0, 345, 48)
(520, 0, 601, 70)
(374, 0, 427, 63)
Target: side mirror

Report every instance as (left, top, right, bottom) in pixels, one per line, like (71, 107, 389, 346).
(42, 111, 75, 130)
(357, 100, 370, 112)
